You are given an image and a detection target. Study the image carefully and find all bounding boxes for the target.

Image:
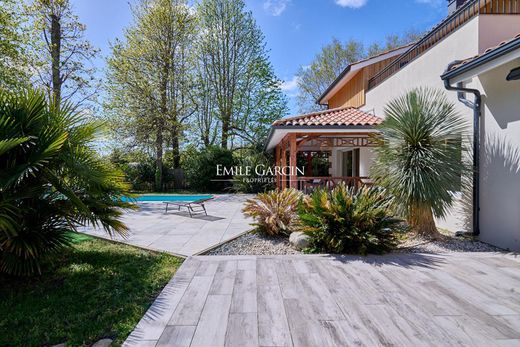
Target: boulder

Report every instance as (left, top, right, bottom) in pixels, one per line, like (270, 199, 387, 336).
(289, 232, 310, 250)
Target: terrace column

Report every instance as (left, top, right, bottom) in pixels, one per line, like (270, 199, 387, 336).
(289, 133, 297, 189)
(281, 140, 287, 189)
(274, 145, 280, 189)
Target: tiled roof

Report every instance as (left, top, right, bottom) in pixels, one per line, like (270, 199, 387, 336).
(273, 106, 383, 127)
(448, 33, 520, 72)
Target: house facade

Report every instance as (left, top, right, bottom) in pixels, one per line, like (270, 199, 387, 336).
(266, 0, 520, 250)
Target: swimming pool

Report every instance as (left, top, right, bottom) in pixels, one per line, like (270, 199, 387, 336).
(122, 195, 213, 202)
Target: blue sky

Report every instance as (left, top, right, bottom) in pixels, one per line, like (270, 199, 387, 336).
(72, 0, 447, 114)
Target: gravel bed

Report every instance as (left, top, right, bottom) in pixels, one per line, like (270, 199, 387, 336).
(396, 234, 503, 253)
(206, 232, 301, 255)
(206, 231, 503, 256)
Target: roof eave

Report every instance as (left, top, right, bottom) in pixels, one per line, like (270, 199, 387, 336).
(264, 124, 380, 151)
(441, 37, 520, 81)
(316, 66, 352, 105)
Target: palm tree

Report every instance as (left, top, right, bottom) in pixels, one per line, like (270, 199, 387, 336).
(371, 88, 468, 237)
(0, 88, 135, 276)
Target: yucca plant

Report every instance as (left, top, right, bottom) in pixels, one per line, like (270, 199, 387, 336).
(298, 184, 403, 254)
(242, 188, 302, 236)
(371, 88, 468, 237)
(0, 88, 135, 276)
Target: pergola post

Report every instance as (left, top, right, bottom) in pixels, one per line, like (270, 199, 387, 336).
(289, 133, 297, 189)
(280, 139, 287, 189)
(274, 144, 280, 189)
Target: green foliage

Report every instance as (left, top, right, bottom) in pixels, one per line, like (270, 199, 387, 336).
(181, 145, 236, 192)
(0, 237, 182, 346)
(242, 189, 302, 236)
(0, 88, 135, 276)
(371, 88, 468, 235)
(195, 0, 288, 148)
(108, 149, 158, 191)
(0, 0, 31, 89)
(298, 185, 403, 254)
(232, 150, 275, 193)
(105, 0, 195, 190)
(26, 0, 100, 104)
(296, 38, 365, 113)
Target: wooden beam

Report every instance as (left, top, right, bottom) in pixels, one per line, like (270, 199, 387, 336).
(281, 141, 287, 189)
(275, 144, 280, 189)
(289, 133, 297, 189)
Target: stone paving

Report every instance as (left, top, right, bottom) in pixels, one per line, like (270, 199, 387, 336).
(81, 194, 253, 256)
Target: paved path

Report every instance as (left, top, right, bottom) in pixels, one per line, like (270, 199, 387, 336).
(81, 195, 252, 256)
(124, 252, 520, 347)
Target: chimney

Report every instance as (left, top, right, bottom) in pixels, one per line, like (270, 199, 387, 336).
(448, 0, 469, 15)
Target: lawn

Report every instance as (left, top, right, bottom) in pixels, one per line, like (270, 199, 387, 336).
(0, 234, 183, 347)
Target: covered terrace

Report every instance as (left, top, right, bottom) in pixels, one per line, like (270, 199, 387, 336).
(265, 106, 383, 193)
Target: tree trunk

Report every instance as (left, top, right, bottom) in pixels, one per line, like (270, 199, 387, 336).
(50, 14, 61, 103)
(156, 56, 170, 192)
(409, 204, 440, 238)
(155, 122, 164, 192)
(221, 114, 229, 148)
(171, 125, 180, 169)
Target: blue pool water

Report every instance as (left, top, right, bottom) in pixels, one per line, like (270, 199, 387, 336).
(122, 195, 213, 202)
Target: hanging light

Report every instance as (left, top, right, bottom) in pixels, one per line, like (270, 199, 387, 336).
(506, 67, 520, 81)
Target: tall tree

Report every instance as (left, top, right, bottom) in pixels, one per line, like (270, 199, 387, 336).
(105, 0, 195, 190)
(191, 67, 220, 147)
(26, 0, 99, 105)
(0, 0, 31, 89)
(296, 38, 365, 113)
(195, 0, 287, 149)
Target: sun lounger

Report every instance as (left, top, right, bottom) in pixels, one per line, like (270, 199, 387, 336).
(164, 197, 213, 217)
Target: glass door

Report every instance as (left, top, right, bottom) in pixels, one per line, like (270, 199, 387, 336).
(342, 149, 359, 177)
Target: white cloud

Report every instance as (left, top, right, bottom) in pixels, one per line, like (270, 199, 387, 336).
(280, 75, 300, 96)
(334, 0, 368, 8)
(263, 0, 290, 16)
(415, 0, 443, 6)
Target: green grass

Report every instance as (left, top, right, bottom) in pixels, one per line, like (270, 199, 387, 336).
(0, 235, 183, 347)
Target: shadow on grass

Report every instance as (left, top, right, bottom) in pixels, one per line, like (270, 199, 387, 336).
(0, 238, 182, 347)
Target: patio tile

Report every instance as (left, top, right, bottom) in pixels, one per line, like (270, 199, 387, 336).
(82, 194, 253, 256)
(126, 253, 520, 346)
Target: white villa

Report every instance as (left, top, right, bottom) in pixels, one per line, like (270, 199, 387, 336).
(266, 0, 520, 251)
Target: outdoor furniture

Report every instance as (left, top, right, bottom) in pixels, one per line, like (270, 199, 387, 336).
(163, 197, 213, 217)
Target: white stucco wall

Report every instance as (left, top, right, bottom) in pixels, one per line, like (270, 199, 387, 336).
(479, 15, 520, 54)
(361, 14, 520, 250)
(477, 59, 520, 251)
(363, 17, 482, 233)
(363, 17, 480, 118)
(359, 147, 376, 177)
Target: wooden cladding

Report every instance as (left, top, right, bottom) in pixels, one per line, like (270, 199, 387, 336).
(328, 71, 365, 109)
(327, 56, 398, 109)
(368, 0, 520, 90)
